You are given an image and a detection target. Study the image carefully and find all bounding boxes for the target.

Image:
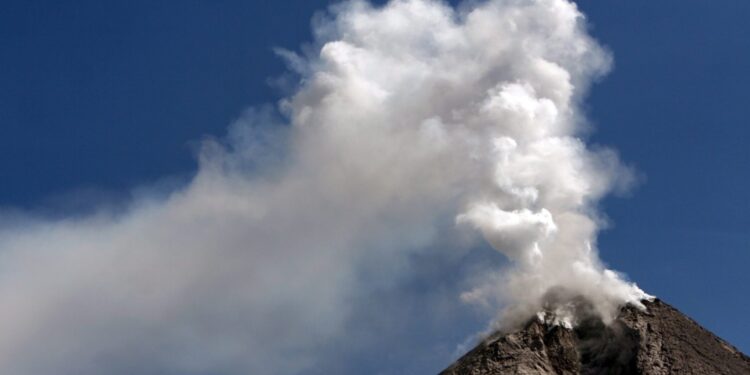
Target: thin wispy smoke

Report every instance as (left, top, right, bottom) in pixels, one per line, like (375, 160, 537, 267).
(0, 0, 648, 374)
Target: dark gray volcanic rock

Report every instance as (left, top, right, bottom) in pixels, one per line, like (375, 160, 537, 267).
(441, 299, 750, 374)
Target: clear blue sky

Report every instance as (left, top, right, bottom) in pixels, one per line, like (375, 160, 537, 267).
(1, 0, 748, 365)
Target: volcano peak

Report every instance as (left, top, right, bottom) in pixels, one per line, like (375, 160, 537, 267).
(441, 299, 750, 374)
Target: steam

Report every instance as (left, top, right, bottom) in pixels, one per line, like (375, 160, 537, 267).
(0, 0, 648, 374)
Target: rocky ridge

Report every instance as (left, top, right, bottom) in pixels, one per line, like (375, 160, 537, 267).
(440, 299, 750, 374)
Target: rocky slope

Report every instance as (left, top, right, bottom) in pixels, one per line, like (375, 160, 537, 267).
(440, 299, 750, 374)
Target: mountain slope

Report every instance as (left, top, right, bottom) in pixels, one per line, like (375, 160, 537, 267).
(441, 299, 750, 374)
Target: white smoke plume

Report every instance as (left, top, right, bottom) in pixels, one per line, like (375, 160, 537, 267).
(0, 0, 649, 374)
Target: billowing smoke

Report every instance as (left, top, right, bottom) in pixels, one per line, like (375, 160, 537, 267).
(0, 0, 649, 374)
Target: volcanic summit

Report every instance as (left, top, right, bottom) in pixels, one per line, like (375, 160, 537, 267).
(441, 299, 750, 374)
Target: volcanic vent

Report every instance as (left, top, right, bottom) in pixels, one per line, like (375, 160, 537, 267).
(441, 299, 750, 374)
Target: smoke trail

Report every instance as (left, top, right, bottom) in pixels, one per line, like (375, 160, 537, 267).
(0, 0, 648, 374)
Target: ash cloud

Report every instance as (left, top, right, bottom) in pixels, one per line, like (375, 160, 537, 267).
(0, 0, 648, 374)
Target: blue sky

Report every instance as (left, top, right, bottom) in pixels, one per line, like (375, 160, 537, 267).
(580, 0, 750, 353)
(0, 0, 748, 373)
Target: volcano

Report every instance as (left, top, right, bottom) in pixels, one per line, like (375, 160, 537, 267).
(440, 299, 750, 374)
